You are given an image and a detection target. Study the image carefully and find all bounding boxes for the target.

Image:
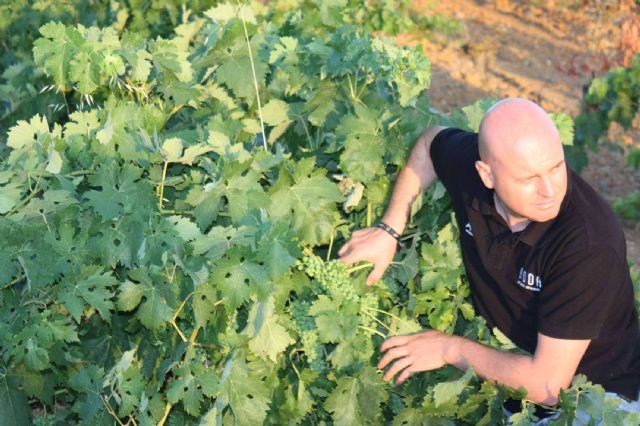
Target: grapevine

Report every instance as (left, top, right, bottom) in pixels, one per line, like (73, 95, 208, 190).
(0, 1, 637, 425)
(573, 54, 640, 222)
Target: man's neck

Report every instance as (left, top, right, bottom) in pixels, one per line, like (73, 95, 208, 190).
(493, 193, 530, 233)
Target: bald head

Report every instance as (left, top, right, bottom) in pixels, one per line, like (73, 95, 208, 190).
(474, 98, 568, 227)
(478, 98, 561, 165)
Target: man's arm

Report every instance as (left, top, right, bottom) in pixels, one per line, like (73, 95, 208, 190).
(378, 125, 447, 233)
(378, 330, 590, 405)
(338, 125, 447, 284)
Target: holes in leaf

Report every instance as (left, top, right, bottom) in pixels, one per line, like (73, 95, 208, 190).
(225, 272, 231, 279)
(113, 239, 121, 247)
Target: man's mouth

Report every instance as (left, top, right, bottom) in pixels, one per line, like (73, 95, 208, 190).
(537, 200, 555, 209)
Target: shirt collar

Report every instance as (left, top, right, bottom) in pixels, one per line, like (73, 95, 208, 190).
(469, 165, 573, 247)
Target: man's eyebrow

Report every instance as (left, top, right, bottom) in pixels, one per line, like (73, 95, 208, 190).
(521, 159, 565, 179)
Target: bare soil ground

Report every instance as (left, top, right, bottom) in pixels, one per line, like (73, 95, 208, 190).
(405, 0, 640, 267)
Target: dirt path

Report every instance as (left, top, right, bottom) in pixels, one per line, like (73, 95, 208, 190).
(405, 0, 640, 268)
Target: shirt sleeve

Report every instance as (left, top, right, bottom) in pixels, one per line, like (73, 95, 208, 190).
(537, 245, 623, 340)
(429, 128, 479, 194)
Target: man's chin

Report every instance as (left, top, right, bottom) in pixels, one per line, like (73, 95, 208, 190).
(530, 207, 560, 223)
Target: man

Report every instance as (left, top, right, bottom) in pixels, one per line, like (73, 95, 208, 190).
(338, 98, 640, 417)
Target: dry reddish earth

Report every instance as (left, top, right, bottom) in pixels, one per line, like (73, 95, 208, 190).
(403, 0, 640, 268)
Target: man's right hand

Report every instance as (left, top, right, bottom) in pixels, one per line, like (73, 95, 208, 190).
(338, 227, 398, 286)
(338, 126, 445, 286)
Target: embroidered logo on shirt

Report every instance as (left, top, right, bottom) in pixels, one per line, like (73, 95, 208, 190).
(464, 222, 473, 237)
(517, 267, 542, 292)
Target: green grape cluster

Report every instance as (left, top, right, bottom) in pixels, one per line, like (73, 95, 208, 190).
(309, 352, 327, 373)
(297, 254, 324, 278)
(301, 330, 326, 372)
(301, 330, 318, 361)
(289, 299, 315, 331)
(299, 253, 359, 303)
(321, 260, 359, 303)
(359, 291, 379, 331)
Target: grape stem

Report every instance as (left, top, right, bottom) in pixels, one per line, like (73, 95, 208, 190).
(101, 395, 128, 426)
(170, 292, 194, 342)
(1, 274, 25, 290)
(347, 262, 373, 274)
(158, 160, 168, 210)
(358, 325, 387, 339)
(7, 175, 43, 216)
(157, 403, 172, 426)
(160, 209, 193, 215)
(327, 231, 334, 262)
(400, 229, 427, 242)
(288, 348, 303, 381)
(361, 309, 394, 334)
(295, 113, 314, 150)
(160, 327, 202, 426)
(364, 307, 420, 333)
(237, 0, 267, 150)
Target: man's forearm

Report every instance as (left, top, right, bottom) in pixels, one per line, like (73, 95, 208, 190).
(381, 126, 446, 233)
(447, 336, 565, 405)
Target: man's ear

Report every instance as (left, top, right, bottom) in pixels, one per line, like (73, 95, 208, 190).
(475, 160, 495, 189)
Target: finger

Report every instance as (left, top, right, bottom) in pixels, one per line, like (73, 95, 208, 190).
(395, 366, 415, 384)
(382, 357, 413, 382)
(339, 249, 364, 265)
(366, 263, 387, 286)
(380, 335, 412, 352)
(337, 243, 350, 256)
(377, 345, 410, 370)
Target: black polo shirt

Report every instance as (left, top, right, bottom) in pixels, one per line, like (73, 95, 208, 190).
(430, 128, 640, 400)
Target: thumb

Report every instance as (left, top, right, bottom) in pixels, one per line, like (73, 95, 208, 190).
(366, 263, 387, 286)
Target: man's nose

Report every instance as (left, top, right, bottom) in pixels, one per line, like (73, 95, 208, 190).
(538, 175, 554, 198)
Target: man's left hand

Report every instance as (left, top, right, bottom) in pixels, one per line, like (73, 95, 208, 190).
(378, 330, 458, 384)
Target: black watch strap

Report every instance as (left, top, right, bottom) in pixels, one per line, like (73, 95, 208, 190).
(376, 222, 405, 249)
